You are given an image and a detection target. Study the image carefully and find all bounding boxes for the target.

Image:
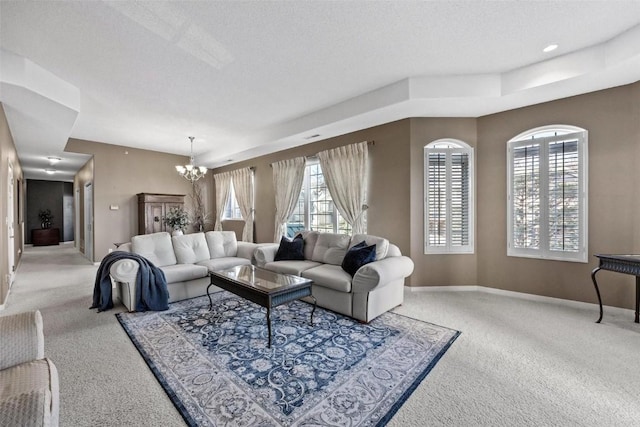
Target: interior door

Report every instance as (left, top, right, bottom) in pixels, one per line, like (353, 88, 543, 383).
(84, 182, 93, 262)
(7, 161, 15, 288)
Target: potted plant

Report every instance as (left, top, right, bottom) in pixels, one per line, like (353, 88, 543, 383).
(38, 209, 54, 229)
(163, 207, 190, 236)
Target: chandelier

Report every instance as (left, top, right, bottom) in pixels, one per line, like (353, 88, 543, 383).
(175, 136, 207, 183)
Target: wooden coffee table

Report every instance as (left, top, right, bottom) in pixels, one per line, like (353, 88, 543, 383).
(207, 265, 316, 348)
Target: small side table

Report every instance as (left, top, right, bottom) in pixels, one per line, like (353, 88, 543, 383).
(591, 254, 640, 324)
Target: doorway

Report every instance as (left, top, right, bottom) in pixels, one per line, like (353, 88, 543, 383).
(7, 161, 15, 288)
(84, 182, 93, 262)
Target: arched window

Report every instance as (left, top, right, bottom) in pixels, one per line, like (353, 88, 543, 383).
(424, 139, 474, 254)
(507, 125, 588, 262)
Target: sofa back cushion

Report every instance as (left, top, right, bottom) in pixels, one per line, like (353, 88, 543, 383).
(350, 234, 390, 260)
(311, 233, 351, 265)
(172, 232, 211, 264)
(205, 231, 238, 258)
(131, 232, 177, 267)
(300, 230, 319, 260)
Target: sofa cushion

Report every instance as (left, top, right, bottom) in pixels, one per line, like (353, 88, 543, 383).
(131, 232, 177, 267)
(0, 358, 58, 427)
(274, 235, 305, 261)
(0, 310, 44, 371)
(300, 230, 320, 261)
(311, 233, 351, 265)
(350, 234, 390, 260)
(160, 264, 208, 283)
(264, 260, 322, 276)
(341, 242, 377, 276)
(302, 264, 352, 292)
(197, 257, 251, 272)
(205, 231, 238, 258)
(172, 233, 210, 264)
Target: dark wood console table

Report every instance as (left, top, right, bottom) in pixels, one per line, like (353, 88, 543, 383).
(32, 228, 60, 246)
(591, 254, 640, 324)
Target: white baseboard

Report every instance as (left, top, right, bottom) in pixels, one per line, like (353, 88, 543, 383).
(406, 285, 636, 318)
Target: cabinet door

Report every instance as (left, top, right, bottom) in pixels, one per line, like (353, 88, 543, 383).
(146, 203, 165, 234)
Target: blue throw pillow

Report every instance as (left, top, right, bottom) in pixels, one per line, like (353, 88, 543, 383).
(341, 241, 377, 276)
(274, 234, 305, 261)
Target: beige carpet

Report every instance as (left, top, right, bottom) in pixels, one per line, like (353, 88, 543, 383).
(3, 244, 640, 426)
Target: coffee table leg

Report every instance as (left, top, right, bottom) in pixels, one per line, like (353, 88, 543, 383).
(206, 283, 215, 310)
(308, 295, 317, 325)
(591, 267, 603, 323)
(267, 307, 272, 348)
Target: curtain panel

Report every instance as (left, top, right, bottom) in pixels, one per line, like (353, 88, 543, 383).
(317, 141, 369, 234)
(271, 157, 307, 242)
(213, 171, 232, 232)
(231, 168, 254, 242)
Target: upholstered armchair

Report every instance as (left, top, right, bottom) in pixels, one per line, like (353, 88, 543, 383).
(0, 310, 59, 427)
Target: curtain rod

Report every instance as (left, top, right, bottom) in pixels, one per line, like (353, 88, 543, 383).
(268, 140, 374, 167)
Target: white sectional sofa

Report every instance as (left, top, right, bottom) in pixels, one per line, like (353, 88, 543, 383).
(110, 231, 259, 311)
(254, 232, 414, 323)
(0, 310, 59, 427)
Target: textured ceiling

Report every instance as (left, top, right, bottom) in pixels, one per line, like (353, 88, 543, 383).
(1, 1, 640, 181)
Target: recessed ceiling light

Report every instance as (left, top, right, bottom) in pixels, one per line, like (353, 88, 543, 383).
(47, 156, 62, 164)
(543, 44, 558, 53)
(45, 169, 56, 175)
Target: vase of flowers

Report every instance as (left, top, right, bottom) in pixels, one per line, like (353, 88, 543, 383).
(38, 209, 54, 229)
(164, 207, 190, 236)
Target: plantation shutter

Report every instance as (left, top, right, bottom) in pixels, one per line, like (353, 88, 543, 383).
(425, 142, 473, 254)
(427, 153, 447, 247)
(450, 153, 470, 247)
(548, 138, 580, 252)
(508, 129, 587, 262)
(511, 143, 541, 249)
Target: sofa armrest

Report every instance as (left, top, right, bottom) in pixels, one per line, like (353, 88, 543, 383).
(236, 241, 260, 262)
(253, 244, 280, 267)
(115, 242, 131, 253)
(0, 310, 44, 371)
(352, 256, 415, 293)
(110, 259, 140, 284)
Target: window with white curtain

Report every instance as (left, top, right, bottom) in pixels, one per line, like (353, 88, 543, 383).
(507, 125, 588, 262)
(222, 183, 242, 220)
(287, 159, 352, 237)
(424, 139, 474, 254)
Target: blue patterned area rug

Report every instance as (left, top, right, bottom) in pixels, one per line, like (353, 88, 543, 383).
(116, 291, 459, 426)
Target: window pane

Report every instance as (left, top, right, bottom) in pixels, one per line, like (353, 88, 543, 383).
(427, 153, 447, 246)
(223, 184, 242, 219)
(287, 189, 305, 237)
(512, 144, 540, 249)
(287, 161, 352, 236)
(548, 139, 580, 251)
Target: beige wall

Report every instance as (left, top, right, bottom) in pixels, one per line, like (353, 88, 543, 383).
(0, 103, 24, 306)
(477, 83, 640, 309)
(210, 83, 640, 309)
(211, 120, 412, 254)
(66, 138, 213, 262)
(409, 118, 478, 286)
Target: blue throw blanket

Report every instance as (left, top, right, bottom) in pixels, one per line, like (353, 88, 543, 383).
(91, 251, 169, 312)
